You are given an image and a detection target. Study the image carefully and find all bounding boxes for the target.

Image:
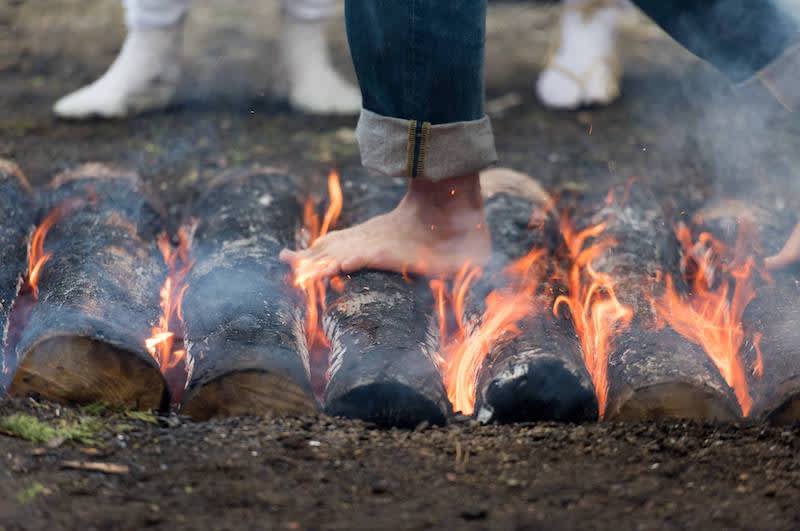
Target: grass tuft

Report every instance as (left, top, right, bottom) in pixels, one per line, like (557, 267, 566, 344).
(0, 414, 103, 445)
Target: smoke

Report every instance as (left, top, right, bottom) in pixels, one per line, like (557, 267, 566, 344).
(637, 0, 800, 253)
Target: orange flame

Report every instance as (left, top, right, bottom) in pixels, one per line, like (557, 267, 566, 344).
(26, 198, 86, 299)
(653, 225, 759, 416)
(293, 170, 344, 353)
(146, 224, 195, 379)
(553, 217, 634, 418)
(434, 249, 546, 415)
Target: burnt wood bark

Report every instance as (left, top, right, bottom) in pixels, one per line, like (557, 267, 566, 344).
(693, 198, 800, 423)
(181, 168, 316, 420)
(590, 185, 741, 421)
(323, 175, 450, 428)
(7, 164, 168, 410)
(0, 160, 36, 379)
(472, 170, 598, 423)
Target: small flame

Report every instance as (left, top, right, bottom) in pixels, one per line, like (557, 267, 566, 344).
(434, 249, 546, 415)
(553, 217, 633, 418)
(293, 170, 343, 353)
(26, 198, 86, 299)
(653, 224, 759, 416)
(752, 332, 764, 378)
(289, 171, 345, 398)
(146, 223, 195, 394)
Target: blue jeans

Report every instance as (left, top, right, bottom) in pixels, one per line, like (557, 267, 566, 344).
(345, 0, 496, 181)
(344, 1, 797, 181)
(632, 0, 798, 82)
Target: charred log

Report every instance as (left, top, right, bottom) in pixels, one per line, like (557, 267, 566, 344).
(693, 198, 800, 423)
(472, 169, 598, 424)
(323, 176, 450, 428)
(587, 184, 741, 421)
(7, 164, 168, 410)
(0, 160, 36, 377)
(181, 168, 316, 420)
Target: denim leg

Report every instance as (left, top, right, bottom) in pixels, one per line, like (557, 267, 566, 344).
(631, 0, 799, 81)
(345, 0, 497, 180)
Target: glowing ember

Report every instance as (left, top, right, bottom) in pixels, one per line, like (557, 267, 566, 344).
(653, 224, 760, 416)
(553, 217, 634, 418)
(146, 223, 195, 391)
(291, 170, 344, 374)
(434, 249, 546, 415)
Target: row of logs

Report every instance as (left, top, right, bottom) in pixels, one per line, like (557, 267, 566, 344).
(1, 158, 798, 426)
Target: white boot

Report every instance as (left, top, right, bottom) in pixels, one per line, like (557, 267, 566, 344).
(53, 19, 184, 119)
(537, 0, 624, 109)
(281, 14, 361, 115)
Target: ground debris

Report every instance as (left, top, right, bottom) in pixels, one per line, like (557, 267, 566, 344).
(60, 460, 129, 475)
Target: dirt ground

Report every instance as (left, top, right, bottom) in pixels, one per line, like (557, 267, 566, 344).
(2, 1, 800, 529)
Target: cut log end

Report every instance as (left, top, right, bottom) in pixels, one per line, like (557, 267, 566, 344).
(182, 370, 318, 421)
(478, 355, 598, 424)
(751, 377, 800, 424)
(607, 382, 741, 422)
(9, 335, 166, 411)
(764, 394, 800, 425)
(325, 382, 448, 429)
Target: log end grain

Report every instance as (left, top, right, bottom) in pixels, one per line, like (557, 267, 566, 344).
(182, 369, 318, 421)
(477, 353, 598, 424)
(607, 382, 741, 422)
(762, 381, 800, 424)
(325, 382, 448, 429)
(606, 330, 742, 422)
(9, 334, 166, 410)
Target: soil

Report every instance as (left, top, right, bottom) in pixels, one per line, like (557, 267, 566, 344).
(2, 2, 800, 529)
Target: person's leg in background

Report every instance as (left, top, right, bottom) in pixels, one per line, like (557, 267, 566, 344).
(54, 0, 361, 119)
(53, 0, 187, 118)
(280, 0, 361, 114)
(538, 0, 628, 109)
(631, 0, 799, 107)
(281, 0, 496, 278)
(628, 0, 800, 268)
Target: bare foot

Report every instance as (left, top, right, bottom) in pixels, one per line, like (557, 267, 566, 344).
(765, 222, 800, 270)
(280, 174, 491, 279)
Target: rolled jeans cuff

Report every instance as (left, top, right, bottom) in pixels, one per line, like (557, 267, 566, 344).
(356, 109, 498, 181)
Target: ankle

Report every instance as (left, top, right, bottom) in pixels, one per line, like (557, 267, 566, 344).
(405, 174, 482, 209)
(400, 174, 485, 233)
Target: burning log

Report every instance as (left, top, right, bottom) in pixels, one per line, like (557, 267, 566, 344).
(458, 169, 599, 424)
(582, 184, 742, 421)
(0, 161, 36, 375)
(181, 168, 317, 420)
(6, 164, 168, 410)
(689, 199, 800, 423)
(323, 176, 450, 428)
